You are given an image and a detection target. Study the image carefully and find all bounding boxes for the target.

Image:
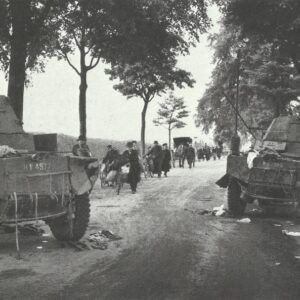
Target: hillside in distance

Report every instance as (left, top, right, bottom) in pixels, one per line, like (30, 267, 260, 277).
(57, 134, 130, 160)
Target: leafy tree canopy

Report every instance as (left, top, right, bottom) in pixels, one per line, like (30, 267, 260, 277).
(215, 0, 300, 74)
(195, 21, 300, 144)
(153, 93, 189, 130)
(0, 0, 63, 78)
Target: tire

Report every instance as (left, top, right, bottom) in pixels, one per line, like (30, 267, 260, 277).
(227, 178, 246, 216)
(47, 193, 90, 241)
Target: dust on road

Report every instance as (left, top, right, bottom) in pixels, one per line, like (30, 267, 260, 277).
(1, 159, 300, 300)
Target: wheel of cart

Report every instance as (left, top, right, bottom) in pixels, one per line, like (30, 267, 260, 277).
(143, 156, 154, 178)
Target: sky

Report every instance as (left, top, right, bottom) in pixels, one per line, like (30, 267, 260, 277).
(0, 5, 221, 146)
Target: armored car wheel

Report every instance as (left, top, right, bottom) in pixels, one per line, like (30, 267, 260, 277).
(227, 178, 246, 216)
(47, 193, 90, 241)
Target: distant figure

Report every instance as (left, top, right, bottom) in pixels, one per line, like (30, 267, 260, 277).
(186, 143, 196, 168)
(197, 148, 204, 162)
(176, 144, 186, 168)
(161, 143, 171, 177)
(72, 135, 92, 157)
(147, 141, 163, 178)
(122, 142, 141, 193)
(203, 144, 211, 161)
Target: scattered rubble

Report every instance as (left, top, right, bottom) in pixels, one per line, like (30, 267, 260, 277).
(62, 230, 123, 251)
(282, 230, 300, 237)
(237, 218, 251, 224)
(212, 205, 226, 217)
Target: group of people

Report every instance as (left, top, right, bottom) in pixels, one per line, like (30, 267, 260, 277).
(196, 144, 223, 161)
(101, 140, 172, 194)
(173, 142, 196, 168)
(72, 136, 222, 194)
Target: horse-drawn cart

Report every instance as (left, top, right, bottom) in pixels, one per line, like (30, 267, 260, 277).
(173, 137, 192, 167)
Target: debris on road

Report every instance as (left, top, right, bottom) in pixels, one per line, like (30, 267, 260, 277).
(282, 230, 300, 237)
(1, 224, 45, 236)
(184, 208, 211, 216)
(99, 230, 122, 241)
(212, 204, 226, 217)
(63, 230, 123, 251)
(274, 262, 281, 266)
(294, 256, 300, 259)
(274, 224, 282, 227)
(237, 218, 251, 224)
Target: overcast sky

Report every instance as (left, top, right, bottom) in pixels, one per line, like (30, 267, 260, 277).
(0, 5, 220, 145)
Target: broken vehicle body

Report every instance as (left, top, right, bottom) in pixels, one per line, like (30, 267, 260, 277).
(0, 96, 99, 240)
(217, 115, 300, 216)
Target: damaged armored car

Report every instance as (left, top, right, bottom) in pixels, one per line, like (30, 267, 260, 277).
(217, 115, 300, 216)
(0, 96, 99, 241)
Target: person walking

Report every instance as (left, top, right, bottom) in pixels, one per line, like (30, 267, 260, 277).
(161, 143, 171, 177)
(147, 141, 163, 178)
(122, 142, 141, 193)
(186, 142, 196, 169)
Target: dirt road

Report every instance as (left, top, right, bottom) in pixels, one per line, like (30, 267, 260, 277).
(1, 159, 300, 300)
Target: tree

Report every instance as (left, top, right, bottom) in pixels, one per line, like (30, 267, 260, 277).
(153, 93, 189, 148)
(0, 0, 62, 121)
(55, 0, 107, 138)
(106, 58, 194, 154)
(217, 0, 300, 75)
(195, 21, 300, 144)
(105, 0, 210, 154)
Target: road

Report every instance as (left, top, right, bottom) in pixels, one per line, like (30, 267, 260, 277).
(1, 159, 300, 300)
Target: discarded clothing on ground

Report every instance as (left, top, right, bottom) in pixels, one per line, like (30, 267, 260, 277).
(212, 204, 226, 216)
(237, 218, 251, 224)
(282, 230, 300, 237)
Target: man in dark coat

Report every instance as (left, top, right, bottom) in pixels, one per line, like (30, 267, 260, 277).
(72, 135, 92, 157)
(161, 143, 171, 177)
(147, 141, 163, 178)
(186, 143, 196, 168)
(122, 142, 141, 193)
(103, 145, 119, 165)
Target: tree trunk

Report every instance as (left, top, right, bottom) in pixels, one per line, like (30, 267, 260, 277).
(141, 100, 149, 155)
(7, 0, 29, 122)
(79, 48, 87, 138)
(168, 125, 171, 149)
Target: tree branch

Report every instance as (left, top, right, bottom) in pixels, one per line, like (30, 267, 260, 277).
(87, 55, 101, 71)
(221, 90, 257, 140)
(58, 46, 81, 76)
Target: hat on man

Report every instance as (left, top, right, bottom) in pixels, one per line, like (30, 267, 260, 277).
(126, 141, 133, 148)
(153, 141, 158, 144)
(162, 143, 167, 146)
(77, 135, 86, 141)
(107, 144, 112, 148)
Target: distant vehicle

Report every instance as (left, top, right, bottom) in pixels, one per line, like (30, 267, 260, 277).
(173, 137, 192, 167)
(217, 115, 300, 216)
(0, 96, 99, 241)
